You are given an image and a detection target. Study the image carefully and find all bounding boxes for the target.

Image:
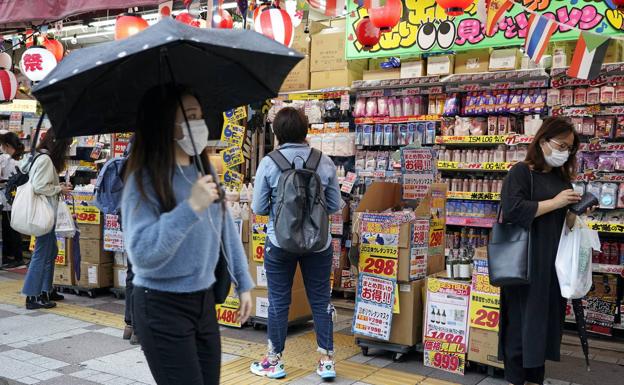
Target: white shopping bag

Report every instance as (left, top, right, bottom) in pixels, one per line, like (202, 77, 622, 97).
(10, 181, 55, 236)
(555, 217, 601, 299)
(55, 199, 77, 238)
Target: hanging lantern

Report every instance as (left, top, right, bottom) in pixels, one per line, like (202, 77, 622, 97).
(0, 69, 17, 102)
(253, 3, 270, 21)
(176, 12, 195, 25)
(115, 14, 149, 40)
(19, 47, 57, 82)
(43, 38, 64, 62)
(434, 0, 474, 16)
(254, 7, 295, 47)
(213, 9, 234, 29)
(368, 0, 402, 32)
(0, 52, 12, 69)
(613, 0, 624, 10)
(355, 16, 381, 50)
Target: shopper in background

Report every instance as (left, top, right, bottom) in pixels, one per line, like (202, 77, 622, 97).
(250, 107, 341, 381)
(499, 117, 582, 385)
(21, 129, 72, 309)
(122, 84, 253, 385)
(0, 132, 25, 268)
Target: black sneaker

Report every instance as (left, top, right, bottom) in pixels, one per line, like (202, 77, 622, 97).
(38, 293, 57, 308)
(48, 290, 64, 301)
(25, 296, 56, 310)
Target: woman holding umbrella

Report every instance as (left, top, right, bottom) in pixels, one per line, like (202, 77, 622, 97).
(121, 84, 254, 385)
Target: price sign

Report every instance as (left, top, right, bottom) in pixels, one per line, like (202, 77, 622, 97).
(223, 169, 244, 191)
(54, 237, 66, 265)
(436, 161, 458, 170)
(359, 256, 398, 280)
(70, 205, 101, 224)
(340, 172, 357, 194)
(429, 224, 444, 249)
(482, 162, 513, 171)
(221, 123, 245, 147)
(424, 351, 465, 375)
(221, 146, 244, 168)
(402, 148, 435, 173)
(587, 222, 624, 233)
(103, 214, 124, 252)
(352, 273, 395, 341)
(251, 215, 269, 262)
(469, 292, 500, 332)
(223, 106, 247, 123)
(215, 295, 241, 328)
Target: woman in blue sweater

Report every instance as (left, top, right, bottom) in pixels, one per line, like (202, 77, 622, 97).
(121, 84, 254, 385)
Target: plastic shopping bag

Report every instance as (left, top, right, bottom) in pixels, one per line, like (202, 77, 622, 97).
(10, 181, 55, 236)
(555, 217, 601, 299)
(55, 199, 77, 238)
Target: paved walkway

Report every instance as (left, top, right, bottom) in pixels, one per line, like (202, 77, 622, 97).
(0, 271, 623, 385)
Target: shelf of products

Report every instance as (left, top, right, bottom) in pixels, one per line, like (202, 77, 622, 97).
(446, 216, 496, 228)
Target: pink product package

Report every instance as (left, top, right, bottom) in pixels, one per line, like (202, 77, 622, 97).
(616, 116, 624, 139)
(598, 153, 616, 172)
(366, 98, 378, 117)
(618, 183, 624, 209)
(583, 152, 599, 170)
(615, 152, 624, 171)
(582, 117, 595, 137)
(595, 117, 614, 139)
(354, 97, 366, 117)
(378, 97, 389, 117)
(403, 96, 414, 117)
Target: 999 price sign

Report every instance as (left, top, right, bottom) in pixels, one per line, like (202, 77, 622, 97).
(424, 351, 465, 375)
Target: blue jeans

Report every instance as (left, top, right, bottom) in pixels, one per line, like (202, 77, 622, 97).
(22, 230, 58, 296)
(264, 239, 334, 356)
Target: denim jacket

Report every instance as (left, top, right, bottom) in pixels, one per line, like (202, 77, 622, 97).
(251, 143, 341, 250)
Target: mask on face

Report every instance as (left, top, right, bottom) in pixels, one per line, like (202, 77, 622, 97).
(176, 119, 209, 156)
(544, 142, 569, 168)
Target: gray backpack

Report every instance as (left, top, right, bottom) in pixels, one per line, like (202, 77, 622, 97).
(268, 148, 329, 254)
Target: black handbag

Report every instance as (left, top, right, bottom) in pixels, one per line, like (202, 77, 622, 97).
(213, 201, 232, 304)
(487, 171, 533, 287)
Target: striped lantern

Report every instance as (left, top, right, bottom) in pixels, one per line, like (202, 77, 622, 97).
(307, 0, 346, 17)
(0, 69, 17, 102)
(254, 7, 294, 48)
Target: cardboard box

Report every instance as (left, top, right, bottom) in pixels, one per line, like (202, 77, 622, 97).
(310, 28, 347, 72)
(251, 286, 311, 321)
(604, 40, 624, 64)
(361, 280, 424, 346)
(79, 238, 113, 264)
(291, 22, 324, 56)
(427, 55, 454, 76)
(53, 262, 75, 286)
(489, 48, 522, 71)
(468, 327, 504, 368)
(362, 69, 400, 81)
(79, 263, 113, 288)
(401, 60, 425, 78)
(113, 252, 128, 267)
(281, 57, 310, 92)
(79, 223, 102, 240)
(454, 49, 490, 74)
(310, 67, 363, 89)
(113, 266, 127, 288)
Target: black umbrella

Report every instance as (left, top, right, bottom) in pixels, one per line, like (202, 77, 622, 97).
(572, 298, 591, 371)
(32, 17, 303, 139)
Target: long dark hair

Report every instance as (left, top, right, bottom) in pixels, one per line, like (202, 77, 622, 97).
(37, 129, 71, 173)
(525, 117, 580, 182)
(125, 84, 212, 212)
(0, 132, 25, 160)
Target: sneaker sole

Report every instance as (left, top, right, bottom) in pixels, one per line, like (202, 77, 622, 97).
(250, 366, 286, 379)
(317, 370, 336, 380)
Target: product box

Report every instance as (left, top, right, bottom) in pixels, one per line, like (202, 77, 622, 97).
(78, 262, 113, 288)
(113, 266, 127, 288)
(291, 21, 324, 56)
(362, 68, 401, 81)
(79, 238, 114, 264)
(489, 48, 522, 71)
(281, 57, 310, 92)
(251, 286, 311, 322)
(360, 279, 424, 346)
(551, 41, 575, 68)
(113, 252, 128, 267)
(310, 67, 364, 89)
(427, 55, 454, 76)
(604, 40, 624, 64)
(78, 223, 102, 240)
(310, 28, 348, 72)
(468, 328, 504, 368)
(401, 59, 425, 78)
(53, 254, 76, 286)
(454, 49, 490, 74)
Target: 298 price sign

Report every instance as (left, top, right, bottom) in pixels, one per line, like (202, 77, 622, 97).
(359, 256, 397, 279)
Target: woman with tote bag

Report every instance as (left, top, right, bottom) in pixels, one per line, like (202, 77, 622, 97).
(0, 132, 25, 268)
(20, 129, 72, 309)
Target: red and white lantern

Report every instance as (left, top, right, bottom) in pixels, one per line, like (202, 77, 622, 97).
(115, 14, 149, 40)
(254, 7, 294, 48)
(0, 52, 12, 69)
(435, 0, 473, 16)
(368, 0, 402, 32)
(307, 0, 346, 17)
(355, 16, 381, 50)
(0, 69, 17, 102)
(43, 38, 64, 62)
(213, 9, 234, 29)
(19, 47, 57, 82)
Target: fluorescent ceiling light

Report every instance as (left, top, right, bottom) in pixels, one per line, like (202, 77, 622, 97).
(60, 31, 113, 41)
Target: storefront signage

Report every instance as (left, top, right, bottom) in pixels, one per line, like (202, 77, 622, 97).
(346, 1, 624, 59)
(251, 215, 269, 262)
(401, 148, 435, 173)
(352, 273, 395, 341)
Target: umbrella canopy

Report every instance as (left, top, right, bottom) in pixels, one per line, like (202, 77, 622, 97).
(32, 17, 303, 138)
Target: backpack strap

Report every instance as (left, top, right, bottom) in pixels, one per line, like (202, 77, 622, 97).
(304, 148, 322, 171)
(268, 150, 292, 172)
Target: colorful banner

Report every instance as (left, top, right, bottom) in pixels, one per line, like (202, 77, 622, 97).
(346, 1, 624, 59)
(352, 273, 395, 341)
(251, 215, 269, 262)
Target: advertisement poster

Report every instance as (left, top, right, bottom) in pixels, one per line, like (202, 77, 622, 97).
(223, 106, 247, 123)
(221, 146, 244, 168)
(359, 213, 400, 281)
(352, 273, 395, 341)
(424, 278, 471, 375)
(112, 133, 132, 158)
(103, 214, 124, 252)
(470, 258, 501, 332)
(221, 123, 245, 148)
(251, 215, 269, 262)
(346, 1, 624, 59)
(223, 169, 244, 191)
(585, 297, 618, 336)
(403, 173, 435, 201)
(69, 191, 101, 225)
(401, 148, 435, 173)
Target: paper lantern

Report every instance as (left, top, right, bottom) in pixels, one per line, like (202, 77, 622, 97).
(435, 0, 473, 16)
(368, 0, 402, 32)
(19, 47, 57, 82)
(214, 9, 234, 29)
(0, 69, 17, 102)
(254, 7, 294, 48)
(355, 16, 381, 50)
(115, 14, 148, 40)
(253, 3, 270, 21)
(0, 52, 11, 69)
(613, 0, 624, 10)
(176, 12, 195, 25)
(43, 38, 64, 62)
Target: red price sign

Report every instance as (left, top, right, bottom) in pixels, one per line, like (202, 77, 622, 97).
(431, 352, 461, 372)
(71, 205, 100, 225)
(429, 228, 444, 248)
(216, 306, 239, 326)
(359, 256, 397, 279)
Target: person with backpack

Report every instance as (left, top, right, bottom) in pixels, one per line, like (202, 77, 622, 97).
(20, 129, 72, 309)
(0, 132, 25, 268)
(249, 107, 341, 381)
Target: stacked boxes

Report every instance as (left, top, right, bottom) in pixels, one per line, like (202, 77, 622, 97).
(77, 223, 113, 288)
(310, 28, 367, 89)
(280, 22, 324, 92)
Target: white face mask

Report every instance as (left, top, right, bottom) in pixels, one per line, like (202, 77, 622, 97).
(544, 142, 569, 167)
(175, 119, 209, 156)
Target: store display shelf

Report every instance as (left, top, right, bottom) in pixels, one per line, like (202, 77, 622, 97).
(352, 76, 444, 92)
(357, 170, 403, 178)
(443, 69, 550, 92)
(446, 216, 496, 228)
(277, 88, 349, 101)
(551, 105, 624, 118)
(592, 263, 624, 276)
(354, 115, 442, 124)
(437, 161, 515, 172)
(578, 141, 624, 152)
(574, 171, 624, 183)
(446, 191, 501, 201)
(551, 63, 624, 88)
(435, 134, 533, 145)
(587, 221, 624, 233)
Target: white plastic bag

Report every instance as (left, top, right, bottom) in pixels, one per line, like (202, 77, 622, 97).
(10, 181, 55, 236)
(55, 199, 76, 238)
(555, 217, 600, 299)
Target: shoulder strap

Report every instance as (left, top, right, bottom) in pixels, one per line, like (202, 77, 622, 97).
(268, 150, 292, 172)
(25, 152, 47, 173)
(304, 148, 322, 171)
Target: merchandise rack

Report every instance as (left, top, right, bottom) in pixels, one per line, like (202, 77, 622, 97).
(355, 337, 416, 362)
(54, 284, 111, 299)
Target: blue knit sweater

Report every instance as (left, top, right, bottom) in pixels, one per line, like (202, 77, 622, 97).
(121, 164, 254, 294)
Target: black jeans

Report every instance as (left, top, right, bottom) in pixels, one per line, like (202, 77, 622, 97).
(133, 286, 221, 385)
(124, 261, 134, 326)
(2, 211, 23, 260)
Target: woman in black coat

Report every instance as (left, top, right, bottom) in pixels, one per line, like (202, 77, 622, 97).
(499, 117, 585, 385)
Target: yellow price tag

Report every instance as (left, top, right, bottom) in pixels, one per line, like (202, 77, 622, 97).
(221, 123, 245, 147)
(221, 146, 244, 168)
(70, 205, 101, 224)
(469, 292, 500, 332)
